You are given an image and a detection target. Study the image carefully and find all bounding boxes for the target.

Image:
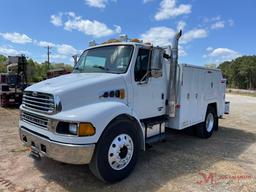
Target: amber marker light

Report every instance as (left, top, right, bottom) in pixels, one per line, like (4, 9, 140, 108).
(78, 123, 96, 137)
(119, 89, 125, 99)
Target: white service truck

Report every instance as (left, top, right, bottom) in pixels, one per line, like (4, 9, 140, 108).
(19, 31, 229, 183)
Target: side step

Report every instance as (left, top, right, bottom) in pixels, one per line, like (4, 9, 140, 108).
(146, 133, 166, 145)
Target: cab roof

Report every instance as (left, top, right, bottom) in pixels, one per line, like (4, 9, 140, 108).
(86, 42, 154, 50)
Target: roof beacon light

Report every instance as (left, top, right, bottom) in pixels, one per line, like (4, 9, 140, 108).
(119, 34, 129, 42)
(89, 40, 97, 47)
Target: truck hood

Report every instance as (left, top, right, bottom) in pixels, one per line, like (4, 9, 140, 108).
(25, 73, 128, 111)
(26, 73, 123, 93)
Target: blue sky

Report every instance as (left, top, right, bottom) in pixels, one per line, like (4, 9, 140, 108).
(0, 0, 255, 66)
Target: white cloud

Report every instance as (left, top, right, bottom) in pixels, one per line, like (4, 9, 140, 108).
(140, 26, 208, 56)
(51, 54, 67, 60)
(211, 16, 221, 21)
(51, 12, 121, 38)
(209, 48, 240, 58)
(181, 28, 208, 44)
(56, 44, 78, 56)
(211, 21, 225, 29)
(206, 47, 213, 51)
(85, 0, 110, 8)
(64, 13, 121, 37)
(205, 47, 241, 62)
(37, 41, 56, 47)
(141, 27, 187, 57)
(154, 0, 192, 21)
(203, 16, 234, 30)
(114, 25, 122, 34)
(143, 0, 154, 3)
(228, 19, 234, 26)
(141, 26, 176, 46)
(50, 14, 63, 26)
(178, 45, 187, 57)
(0, 46, 22, 56)
(0, 32, 32, 44)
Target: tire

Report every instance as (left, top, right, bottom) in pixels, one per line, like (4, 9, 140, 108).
(195, 106, 218, 138)
(89, 118, 139, 183)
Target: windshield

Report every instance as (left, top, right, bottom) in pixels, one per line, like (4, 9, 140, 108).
(73, 45, 133, 74)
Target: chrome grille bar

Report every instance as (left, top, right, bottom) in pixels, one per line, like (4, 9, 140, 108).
(23, 98, 54, 106)
(21, 111, 48, 129)
(23, 95, 54, 102)
(22, 91, 55, 114)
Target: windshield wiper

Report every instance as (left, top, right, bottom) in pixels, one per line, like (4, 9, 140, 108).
(93, 65, 107, 70)
(73, 66, 82, 72)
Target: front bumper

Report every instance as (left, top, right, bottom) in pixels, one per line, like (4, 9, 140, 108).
(20, 127, 95, 164)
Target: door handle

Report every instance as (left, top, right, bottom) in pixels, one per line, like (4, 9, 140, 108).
(161, 93, 164, 100)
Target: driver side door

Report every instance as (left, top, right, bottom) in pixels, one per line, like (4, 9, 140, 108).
(132, 48, 166, 119)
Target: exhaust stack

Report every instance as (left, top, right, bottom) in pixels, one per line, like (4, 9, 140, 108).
(168, 30, 182, 117)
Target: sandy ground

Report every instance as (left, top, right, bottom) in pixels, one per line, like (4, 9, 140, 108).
(0, 93, 256, 192)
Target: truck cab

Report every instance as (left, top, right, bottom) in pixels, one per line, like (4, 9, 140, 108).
(19, 32, 227, 183)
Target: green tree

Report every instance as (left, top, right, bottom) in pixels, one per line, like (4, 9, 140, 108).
(0, 55, 7, 73)
(218, 55, 256, 89)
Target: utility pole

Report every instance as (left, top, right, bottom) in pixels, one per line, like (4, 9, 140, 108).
(45, 46, 52, 70)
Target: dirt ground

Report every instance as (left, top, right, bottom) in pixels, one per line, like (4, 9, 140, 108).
(0, 93, 256, 192)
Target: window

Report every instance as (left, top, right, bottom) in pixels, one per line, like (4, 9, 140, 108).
(73, 45, 133, 74)
(134, 49, 150, 82)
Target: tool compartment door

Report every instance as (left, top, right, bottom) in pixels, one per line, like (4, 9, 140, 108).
(179, 66, 203, 127)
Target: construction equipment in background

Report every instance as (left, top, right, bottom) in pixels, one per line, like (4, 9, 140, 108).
(47, 67, 71, 79)
(0, 55, 28, 107)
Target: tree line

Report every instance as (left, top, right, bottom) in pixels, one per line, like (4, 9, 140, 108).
(218, 56, 256, 90)
(0, 55, 73, 82)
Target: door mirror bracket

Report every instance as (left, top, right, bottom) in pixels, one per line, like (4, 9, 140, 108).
(138, 71, 150, 85)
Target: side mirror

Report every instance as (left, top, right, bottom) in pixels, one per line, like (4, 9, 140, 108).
(150, 48, 163, 78)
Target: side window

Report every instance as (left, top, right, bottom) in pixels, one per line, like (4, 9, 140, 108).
(134, 49, 150, 82)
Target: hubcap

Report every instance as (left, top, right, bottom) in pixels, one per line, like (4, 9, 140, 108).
(206, 113, 214, 132)
(108, 134, 134, 170)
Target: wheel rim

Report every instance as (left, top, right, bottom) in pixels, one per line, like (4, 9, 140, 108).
(108, 134, 134, 170)
(206, 113, 214, 132)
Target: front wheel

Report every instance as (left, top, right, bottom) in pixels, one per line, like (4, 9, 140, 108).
(89, 118, 139, 183)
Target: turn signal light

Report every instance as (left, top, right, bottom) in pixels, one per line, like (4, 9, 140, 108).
(120, 89, 125, 99)
(78, 123, 96, 137)
(101, 89, 125, 99)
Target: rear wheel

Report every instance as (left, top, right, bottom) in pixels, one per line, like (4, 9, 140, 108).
(89, 118, 139, 183)
(195, 106, 218, 138)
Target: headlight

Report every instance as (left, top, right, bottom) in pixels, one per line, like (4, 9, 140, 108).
(56, 122, 95, 137)
(69, 123, 78, 135)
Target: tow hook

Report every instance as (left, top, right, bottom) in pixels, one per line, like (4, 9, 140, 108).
(29, 148, 41, 160)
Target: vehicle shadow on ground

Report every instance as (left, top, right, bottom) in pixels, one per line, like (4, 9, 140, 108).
(33, 126, 256, 192)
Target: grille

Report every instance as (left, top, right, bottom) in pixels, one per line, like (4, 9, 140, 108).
(21, 111, 48, 129)
(22, 91, 55, 114)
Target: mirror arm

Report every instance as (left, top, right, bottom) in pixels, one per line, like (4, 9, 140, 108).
(138, 71, 150, 85)
(163, 53, 171, 59)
